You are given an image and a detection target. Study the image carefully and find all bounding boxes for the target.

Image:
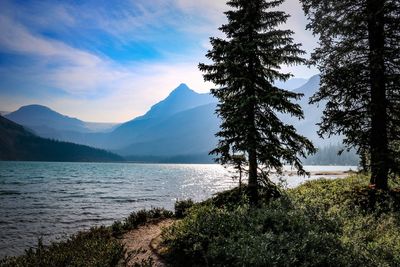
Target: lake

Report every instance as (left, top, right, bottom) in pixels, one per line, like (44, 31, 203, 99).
(0, 161, 356, 258)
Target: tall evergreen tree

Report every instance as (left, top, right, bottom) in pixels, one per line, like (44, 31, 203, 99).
(300, 0, 400, 189)
(199, 0, 315, 205)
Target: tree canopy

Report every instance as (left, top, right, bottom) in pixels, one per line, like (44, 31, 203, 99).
(199, 0, 315, 204)
(300, 0, 400, 188)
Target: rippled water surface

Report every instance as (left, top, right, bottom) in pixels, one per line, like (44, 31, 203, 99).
(0, 161, 356, 257)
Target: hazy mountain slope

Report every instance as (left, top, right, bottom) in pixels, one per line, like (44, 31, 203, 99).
(84, 122, 120, 132)
(117, 103, 219, 156)
(103, 84, 217, 149)
(3, 84, 216, 150)
(135, 83, 215, 120)
(5, 105, 87, 132)
(274, 78, 308, 90)
(2, 77, 355, 164)
(5, 105, 119, 138)
(117, 75, 345, 159)
(115, 76, 354, 164)
(0, 116, 123, 162)
(291, 75, 342, 147)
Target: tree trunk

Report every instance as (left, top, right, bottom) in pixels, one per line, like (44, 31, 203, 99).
(367, 0, 389, 189)
(360, 147, 369, 174)
(248, 147, 258, 206)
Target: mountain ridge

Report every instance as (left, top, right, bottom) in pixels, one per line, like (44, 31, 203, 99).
(3, 76, 356, 164)
(0, 116, 123, 162)
(5, 104, 120, 135)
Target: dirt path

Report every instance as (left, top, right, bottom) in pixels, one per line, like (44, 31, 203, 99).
(122, 219, 174, 267)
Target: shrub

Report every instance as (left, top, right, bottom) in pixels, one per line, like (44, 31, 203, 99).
(112, 208, 173, 236)
(162, 200, 361, 266)
(291, 174, 400, 266)
(203, 184, 281, 210)
(174, 199, 195, 218)
(0, 227, 124, 267)
(1, 208, 174, 267)
(123, 208, 173, 229)
(162, 175, 400, 266)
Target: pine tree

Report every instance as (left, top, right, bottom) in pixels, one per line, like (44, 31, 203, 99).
(199, 0, 315, 205)
(300, 0, 400, 189)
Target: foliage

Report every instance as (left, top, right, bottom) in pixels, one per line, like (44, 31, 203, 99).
(162, 175, 400, 266)
(1, 208, 174, 267)
(299, 0, 400, 185)
(175, 199, 195, 218)
(292, 175, 400, 266)
(112, 208, 173, 236)
(0, 227, 124, 267)
(204, 184, 281, 210)
(162, 200, 357, 266)
(199, 0, 315, 204)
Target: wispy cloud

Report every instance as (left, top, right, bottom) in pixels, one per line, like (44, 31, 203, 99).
(0, 15, 99, 66)
(0, 0, 317, 122)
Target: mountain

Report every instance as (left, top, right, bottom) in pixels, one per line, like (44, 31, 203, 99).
(275, 78, 308, 90)
(101, 84, 217, 149)
(292, 75, 342, 147)
(134, 83, 215, 120)
(117, 103, 219, 156)
(302, 144, 359, 166)
(115, 76, 350, 163)
(5, 105, 87, 132)
(5, 105, 119, 139)
(84, 122, 120, 132)
(0, 116, 123, 162)
(4, 78, 356, 164)
(5, 84, 216, 151)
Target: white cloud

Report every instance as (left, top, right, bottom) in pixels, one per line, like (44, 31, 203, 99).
(0, 15, 100, 67)
(10, 61, 212, 123)
(0, 0, 318, 122)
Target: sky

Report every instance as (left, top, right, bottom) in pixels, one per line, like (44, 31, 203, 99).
(0, 0, 318, 123)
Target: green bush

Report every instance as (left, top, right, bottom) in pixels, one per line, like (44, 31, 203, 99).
(162, 201, 361, 266)
(162, 175, 400, 266)
(290, 175, 400, 266)
(111, 208, 174, 236)
(175, 199, 195, 218)
(0, 227, 124, 267)
(124, 208, 173, 229)
(203, 184, 281, 210)
(1, 208, 174, 267)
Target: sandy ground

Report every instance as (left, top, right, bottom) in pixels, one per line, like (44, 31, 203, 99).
(122, 219, 174, 267)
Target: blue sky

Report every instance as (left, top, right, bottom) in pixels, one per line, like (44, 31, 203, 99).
(0, 0, 318, 122)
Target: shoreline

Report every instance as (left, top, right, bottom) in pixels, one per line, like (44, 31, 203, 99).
(0, 168, 356, 259)
(2, 174, 400, 266)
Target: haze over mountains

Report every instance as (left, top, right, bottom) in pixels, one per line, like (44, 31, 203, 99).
(274, 78, 308, 91)
(6, 105, 119, 137)
(3, 75, 358, 164)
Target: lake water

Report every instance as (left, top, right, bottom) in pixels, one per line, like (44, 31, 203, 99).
(0, 161, 356, 258)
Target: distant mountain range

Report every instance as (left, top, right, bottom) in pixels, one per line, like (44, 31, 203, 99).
(0, 116, 123, 162)
(6, 105, 119, 137)
(283, 75, 341, 147)
(3, 76, 358, 164)
(274, 78, 308, 91)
